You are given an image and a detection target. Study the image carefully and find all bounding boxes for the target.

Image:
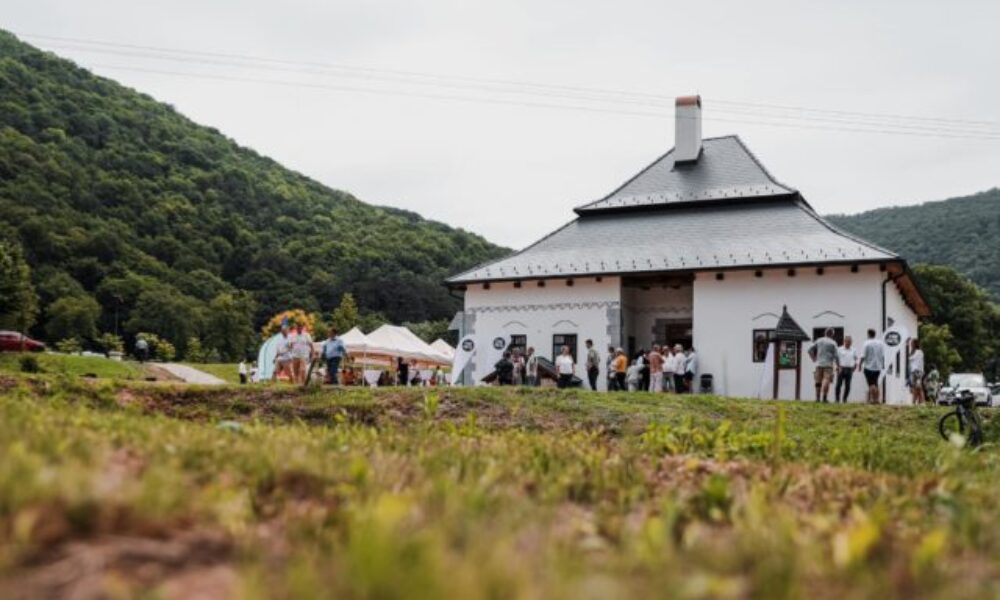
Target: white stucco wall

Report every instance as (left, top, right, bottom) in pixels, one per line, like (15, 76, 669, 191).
(459, 264, 920, 402)
(462, 277, 621, 389)
(692, 264, 920, 403)
(883, 275, 920, 405)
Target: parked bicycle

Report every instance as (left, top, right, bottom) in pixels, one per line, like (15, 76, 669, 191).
(938, 388, 984, 447)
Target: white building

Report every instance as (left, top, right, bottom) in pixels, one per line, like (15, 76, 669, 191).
(447, 96, 930, 403)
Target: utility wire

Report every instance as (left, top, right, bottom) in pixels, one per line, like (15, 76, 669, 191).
(21, 31, 1000, 131)
(86, 63, 1000, 141)
(37, 41, 1000, 138)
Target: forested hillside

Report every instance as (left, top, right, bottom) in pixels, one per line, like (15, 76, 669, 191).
(828, 189, 1000, 298)
(0, 31, 506, 355)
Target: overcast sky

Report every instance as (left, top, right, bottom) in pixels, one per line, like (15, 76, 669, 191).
(5, 1, 999, 248)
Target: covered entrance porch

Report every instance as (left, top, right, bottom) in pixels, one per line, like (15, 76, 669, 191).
(619, 274, 694, 356)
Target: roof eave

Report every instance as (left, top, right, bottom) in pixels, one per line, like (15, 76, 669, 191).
(445, 257, 896, 288)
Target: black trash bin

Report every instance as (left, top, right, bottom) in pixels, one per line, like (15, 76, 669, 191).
(699, 373, 713, 394)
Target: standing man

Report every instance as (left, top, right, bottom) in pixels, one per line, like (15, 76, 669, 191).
(321, 328, 347, 385)
(648, 344, 664, 392)
(238, 359, 248, 385)
(672, 344, 687, 393)
(585, 339, 600, 391)
(606, 345, 617, 391)
(662, 344, 675, 392)
(555, 345, 575, 389)
(495, 351, 514, 385)
(808, 328, 838, 402)
(684, 347, 698, 394)
(861, 328, 885, 404)
(135, 336, 149, 363)
(396, 357, 409, 387)
(835, 335, 858, 403)
(909, 338, 926, 405)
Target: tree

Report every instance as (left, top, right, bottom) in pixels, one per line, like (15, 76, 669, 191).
(45, 295, 101, 343)
(357, 311, 388, 333)
(205, 292, 257, 361)
(913, 264, 999, 372)
(185, 336, 209, 363)
(404, 319, 452, 344)
(330, 293, 359, 333)
(0, 239, 38, 333)
(918, 322, 962, 378)
(125, 287, 204, 357)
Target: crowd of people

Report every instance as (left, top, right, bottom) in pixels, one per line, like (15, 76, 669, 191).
(254, 325, 450, 387)
(808, 327, 932, 405)
(488, 329, 933, 404)
(491, 339, 701, 392)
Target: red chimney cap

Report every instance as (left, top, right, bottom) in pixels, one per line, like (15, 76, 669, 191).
(675, 95, 702, 107)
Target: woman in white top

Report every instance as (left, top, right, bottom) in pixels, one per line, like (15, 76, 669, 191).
(909, 338, 926, 405)
(555, 345, 575, 389)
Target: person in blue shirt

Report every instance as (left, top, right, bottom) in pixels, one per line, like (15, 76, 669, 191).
(321, 328, 348, 385)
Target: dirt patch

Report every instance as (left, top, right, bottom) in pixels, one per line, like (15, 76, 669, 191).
(0, 528, 234, 600)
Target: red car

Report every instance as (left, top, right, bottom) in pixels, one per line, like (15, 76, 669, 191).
(0, 331, 46, 352)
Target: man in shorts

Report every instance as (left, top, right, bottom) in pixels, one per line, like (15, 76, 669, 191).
(860, 328, 885, 404)
(808, 328, 839, 402)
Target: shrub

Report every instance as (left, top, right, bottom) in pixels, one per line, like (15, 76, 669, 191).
(55, 337, 82, 354)
(97, 332, 124, 354)
(156, 339, 177, 362)
(185, 336, 212, 363)
(19, 355, 41, 373)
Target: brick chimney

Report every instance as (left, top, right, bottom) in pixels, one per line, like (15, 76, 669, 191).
(674, 95, 702, 163)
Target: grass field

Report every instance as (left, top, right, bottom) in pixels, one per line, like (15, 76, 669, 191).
(0, 352, 146, 380)
(0, 378, 996, 599)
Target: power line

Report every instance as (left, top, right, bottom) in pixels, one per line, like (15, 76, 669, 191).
(21, 31, 1000, 132)
(85, 63, 1000, 141)
(36, 40, 1000, 138)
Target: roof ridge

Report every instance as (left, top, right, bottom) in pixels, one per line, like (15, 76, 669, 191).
(575, 135, 795, 213)
(574, 147, 677, 211)
(575, 135, 744, 211)
(728, 135, 796, 194)
(795, 199, 900, 258)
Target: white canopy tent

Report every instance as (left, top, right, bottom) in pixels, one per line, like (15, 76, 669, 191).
(430, 339, 455, 361)
(337, 326, 384, 355)
(365, 324, 452, 365)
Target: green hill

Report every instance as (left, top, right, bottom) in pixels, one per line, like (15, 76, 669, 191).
(0, 31, 506, 353)
(827, 188, 1000, 298)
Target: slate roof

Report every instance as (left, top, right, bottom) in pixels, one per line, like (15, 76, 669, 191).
(447, 199, 897, 283)
(575, 135, 796, 213)
(448, 133, 908, 285)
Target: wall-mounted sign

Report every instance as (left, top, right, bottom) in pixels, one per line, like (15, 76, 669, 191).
(492, 337, 506, 350)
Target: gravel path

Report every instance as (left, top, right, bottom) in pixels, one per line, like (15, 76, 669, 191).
(157, 363, 227, 385)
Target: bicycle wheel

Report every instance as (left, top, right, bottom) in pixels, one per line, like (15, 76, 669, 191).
(938, 411, 966, 442)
